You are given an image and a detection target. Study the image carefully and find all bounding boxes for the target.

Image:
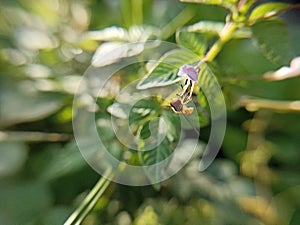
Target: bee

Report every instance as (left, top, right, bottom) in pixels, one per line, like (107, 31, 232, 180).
(170, 64, 200, 115)
(170, 79, 194, 115)
(170, 97, 194, 114)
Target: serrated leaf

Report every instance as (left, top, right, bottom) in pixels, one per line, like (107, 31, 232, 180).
(252, 20, 292, 65)
(176, 31, 206, 56)
(216, 38, 277, 76)
(138, 110, 180, 188)
(183, 21, 252, 39)
(249, 2, 289, 22)
(137, 49, 200, 89)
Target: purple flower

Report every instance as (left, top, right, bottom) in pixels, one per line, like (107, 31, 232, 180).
(178, 65, 198, 81)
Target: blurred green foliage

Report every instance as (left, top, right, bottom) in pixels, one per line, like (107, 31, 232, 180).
(0, 0, 300, 225)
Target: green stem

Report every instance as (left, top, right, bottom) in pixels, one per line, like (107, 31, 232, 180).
(0, 131, 72, 142)
(63, 169, 113, 225)
(204, 22, 237, 62)
(196, 21, 237, 71)
(161, 6, 195, 40)
(120, 0, 131, 28)
(131, 0, 143, 25)
(238, 97, 300, 112)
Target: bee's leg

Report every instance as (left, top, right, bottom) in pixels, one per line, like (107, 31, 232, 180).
(182, 100, 190, 105)
(187, 81, 195, 99)
(178, 79, 190, 97)
(180, 79, 188, 89)
(171, 107, 182, 114)
(181, 80, 194, 104)
(182, 96, 192, 105)
(184, 78, 189, 86)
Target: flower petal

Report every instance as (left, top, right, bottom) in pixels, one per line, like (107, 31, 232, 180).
(177, 65, 198, 81)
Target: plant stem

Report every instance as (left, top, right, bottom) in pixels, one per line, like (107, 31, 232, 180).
(196, 21, 237, 71)
(63, 169, 113, 225)
(0, 131, 72, 142)
(238, 97, 300, 112)
(161, 6, 195, 40)
(132, 0, 143, 25)
(205, 22, 237, 62)
(120, 0, 131, 28)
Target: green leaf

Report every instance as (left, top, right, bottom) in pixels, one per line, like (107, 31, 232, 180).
(184, 21, 224, 36)
(216, 39, 277, 77)
(0, 182, 52, 225)
(176, 31, 207, 56)
(90, 26, 161, 67)
(249, 2, 289, 23)
(138, 110, 180, 188)
(160, 109, 181, 142)
(0, 142, 28, 178)
(87, 26, 128, 42)
(107, 102, 132, 119)
(40, 141, 88, 181)
(87, 26, 160, 43)
(182, 21, 252, 39)
(42, 207, 72, 225)
(129, 98, 161, 133)
(137, 49, 200, 89)
(198, 63, 225, 119)
(0, 77, 63, 128)
(92, 42, 144, 67)
(252, 20, 292, 65)
(127, 25, 161, 42)
(195, 90, 210, 127)
(269, 137, 299, 166)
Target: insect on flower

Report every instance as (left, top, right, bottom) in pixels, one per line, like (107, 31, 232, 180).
(170, 97, 194, 114)
(170, 64, 199, 115)
(177, 64, 198, 99)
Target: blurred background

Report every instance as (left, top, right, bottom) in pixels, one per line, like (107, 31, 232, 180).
(0, 0, 300, 225)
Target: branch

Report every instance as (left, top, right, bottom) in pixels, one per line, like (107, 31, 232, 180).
(238, 96, 300, 112)
(0, 131, 72, 142)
